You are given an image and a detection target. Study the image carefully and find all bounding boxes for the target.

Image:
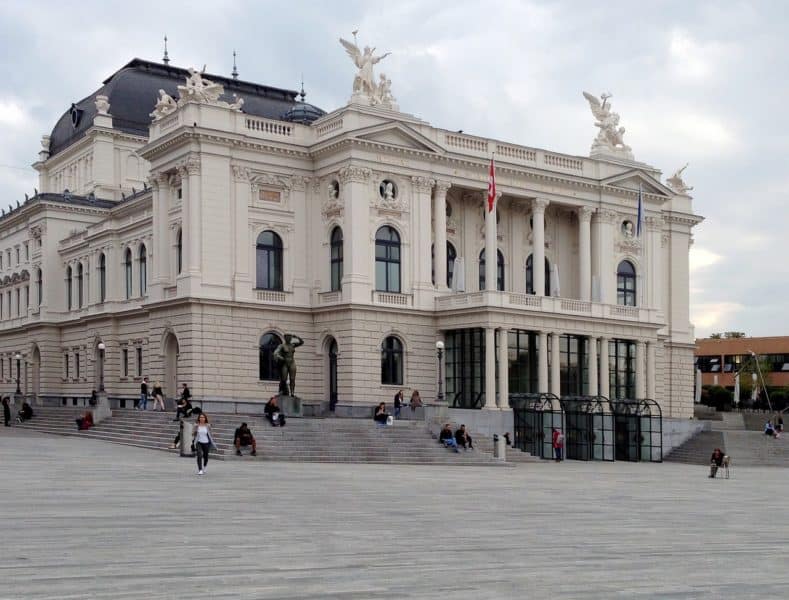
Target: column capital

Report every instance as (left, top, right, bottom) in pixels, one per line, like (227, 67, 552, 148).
(577, 205, 594, 222)
(434, 180, 452, 195)
(338, 166, 371, 184)
(411, 176, 435, 193)
(533, 197, 550, 213)
(231, 165, 251, 183)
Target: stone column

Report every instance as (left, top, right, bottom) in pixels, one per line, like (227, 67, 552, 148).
(232, 166, 252, 300)
(636, 340, 647, 399)
(185, 157, 202, 277)
(588, 335, 598, 396)
(291, 176, 311, 305)
(433, 180, 451, 290)
(599, 337, 610, 398)
(484, 191, 497, 291)
(497, 328, 509, 408)
(538, 331, 549, 393)
(593, 209, 618, 304)
(339, 166, 372, 304)
(532, 198, 549, 296)
(578, 206, 593, 301)
(179, 168, 191, 275)
(646, 341, 656, 399)
(550, 332, 561, 396)
(646, 216, 663, 309)
(411, 176, 435, 302)
(484, 327, 497, 409)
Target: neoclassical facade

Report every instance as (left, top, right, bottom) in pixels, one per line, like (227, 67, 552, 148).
(0, 50, 702, 417)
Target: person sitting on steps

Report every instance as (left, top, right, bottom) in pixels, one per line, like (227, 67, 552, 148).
(234, 422, 257, 456)
(264, 397, 286, 427)
(76, 410, 94, 431)
(709, 447, 724, 478)
(174, 395, 193, 421)
(373, 402, 391, 426)
(17, 401, 34, 423)
(439, 423, 459, 452)
(455, 424, 474, 450)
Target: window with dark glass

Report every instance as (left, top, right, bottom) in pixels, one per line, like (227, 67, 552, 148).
(375, 226, 401, 293)
(98, 253, 106, 303)
(256, 231, 283, 291)
(526, 254, 551, 295)
(122, 349, 129, 377)
(560, 334, 589, 396)
(64, 354, 69, 379)
(432, 241, 457, 288)
(259, 332, 283, 380)
(478, 249, 504, 291)
(445, 328, 488, 408)
(176, 229, 183, 274)
(330, 226, 343, 291)
(75, 352, 80, 379)
(617, 260, 636, 306)
(609, 339, 636, 400)
(124, 248, 132, 299)
(139, 245, 147, 296)
(136, 347, 143, 376)
(381, 335, 404, 385)
(508, 330, 539, 394)
(77, 263, 83, 308)
(36, 268, 42, 306)
(66, 266, 72, 310)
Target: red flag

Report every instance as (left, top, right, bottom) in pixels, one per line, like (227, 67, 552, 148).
(487, 157, 496, 212)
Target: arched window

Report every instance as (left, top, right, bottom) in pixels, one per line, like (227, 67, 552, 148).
(139, 244, 147, 296)
(330, 226, 343, 292)
(77, 263, 84, 308)
(381, 335, 403, 385)
(98, 253, 106, 303)
(256, 230, 283, 291)
(478, 249, 505, 291)
(36, 268, 42, 306)
(124, 248, 132, 299)
(259, 332, 282, 381)
(617, 260, 637, 306)
(526, 254, 551, 295)
(431, 241, 457, 288)
(66, 265, 72, 310)
(375, 226, 401, 293)
(176, 229, 183, 275)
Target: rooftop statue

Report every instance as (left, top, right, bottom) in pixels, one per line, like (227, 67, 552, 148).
(340, 31, 397, 109)
(582, 91, 633, 159)
(178, 67, 224, 104)
(666, 163, 694, 194)
(150, 89, 177, 120)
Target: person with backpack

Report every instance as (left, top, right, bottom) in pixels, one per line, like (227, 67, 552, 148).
(552, 427, 565, 462)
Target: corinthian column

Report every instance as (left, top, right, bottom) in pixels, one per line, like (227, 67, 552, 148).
(578, 206, 593, 301)
(433, 180, 451, 290)
(532, 198, 549, 296)
(338, 166, 372, 304)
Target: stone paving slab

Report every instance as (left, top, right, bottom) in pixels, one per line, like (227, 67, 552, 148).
(1, 428, 787, 599)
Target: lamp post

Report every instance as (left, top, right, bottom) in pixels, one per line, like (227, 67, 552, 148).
(14, 352, 22, 395)
(435, 340, 445, 404)
(97, 342, 106, 393)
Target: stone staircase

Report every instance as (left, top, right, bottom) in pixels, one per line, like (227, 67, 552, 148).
(664, 430, 726, 465)
(721, 431, 789, 467)
(14, 407, 508, 466)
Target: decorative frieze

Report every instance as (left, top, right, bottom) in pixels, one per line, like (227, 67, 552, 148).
(410, 176, 435, 194)
(338, 166, 371, 184)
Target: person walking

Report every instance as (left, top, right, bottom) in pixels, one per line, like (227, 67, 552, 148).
(2, 397, 10, 427)
(393, 390, 404, 418)
(151, 381, 165, 412)
(552, 427, 565, 462)
(191, 413, 217, 475)
(138, 377, 149, 411)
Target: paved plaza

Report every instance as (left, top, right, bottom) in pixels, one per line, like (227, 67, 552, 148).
(1, 429, 787, 599)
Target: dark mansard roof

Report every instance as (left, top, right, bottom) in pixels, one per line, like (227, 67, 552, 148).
(48, 58, 326, 157)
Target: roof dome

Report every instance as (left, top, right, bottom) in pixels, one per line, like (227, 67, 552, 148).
(48, 59, 325, 157)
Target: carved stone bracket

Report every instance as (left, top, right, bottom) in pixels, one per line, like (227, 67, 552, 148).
(231, 165, 251, 183)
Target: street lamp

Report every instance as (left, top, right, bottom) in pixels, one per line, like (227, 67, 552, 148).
(14, 352, 22, 395)
(435, 340, 445, 404)
(97, 342, 106, 392)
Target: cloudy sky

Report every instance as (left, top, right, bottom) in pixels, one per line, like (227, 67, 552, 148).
(0, 1, 786, 338)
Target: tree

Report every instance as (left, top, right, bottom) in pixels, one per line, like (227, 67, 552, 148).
(723, 331, 746, 339)
(709, 333, 722, 340)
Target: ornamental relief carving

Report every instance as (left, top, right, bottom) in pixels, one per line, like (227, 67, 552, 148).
(231, 165, 251, 183)
(338, 166, 371, 185)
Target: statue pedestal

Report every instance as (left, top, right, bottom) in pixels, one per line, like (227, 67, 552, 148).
(275, 395, 302, 418)
(91, 392, 112, 425)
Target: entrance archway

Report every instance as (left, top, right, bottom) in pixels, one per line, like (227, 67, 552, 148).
(163, 333, 180, 403)
(326, 337, 338, 411)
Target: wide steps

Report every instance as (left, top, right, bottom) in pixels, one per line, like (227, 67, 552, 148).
(664, 430, 725, 465)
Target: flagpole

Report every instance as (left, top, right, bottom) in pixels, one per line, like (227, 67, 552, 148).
(484, 154, 497, 292)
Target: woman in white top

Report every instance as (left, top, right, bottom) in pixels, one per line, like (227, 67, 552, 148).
(191, 413, 216, 475)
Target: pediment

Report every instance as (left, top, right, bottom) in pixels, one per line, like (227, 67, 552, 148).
(352, 122, 444, 154)
(602, 170, 673, 198)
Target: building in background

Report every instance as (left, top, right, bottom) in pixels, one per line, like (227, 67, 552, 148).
(695, 336, 789, 389)
(0, 39, 701, 417)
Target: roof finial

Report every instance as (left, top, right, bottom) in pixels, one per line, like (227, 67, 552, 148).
(162, 35, 170, 65)
(232, 50, 239, 80)
(299, 73, 306, 102)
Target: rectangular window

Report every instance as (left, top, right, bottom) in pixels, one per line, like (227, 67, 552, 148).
(15, 288, 20, 316)
(609, 339, 636, 400)
(15, 247, 19, 265)
(75, 352, 80, 379)
(445, 328, 486, 409)
(24, 285, 29, 308)
(122, 349, 129, 377)
(560, 334, 589, 396)
(24, 242, 29, 261)
(64, 354, 69, 379)
(508, 329, 539, 394)
(0, 254, 3, 268)
(1, 358, 4, 378)
(136, 347, 143, 376)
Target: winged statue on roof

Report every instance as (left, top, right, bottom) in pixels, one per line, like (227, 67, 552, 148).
(582, 91, 633, 159)
(339, 31, 397, 109)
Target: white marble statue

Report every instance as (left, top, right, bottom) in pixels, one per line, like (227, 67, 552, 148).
(371, 73, 397, 109)
(94, 95, 111, 115)
(228, 93, 244, 111)
(340, 32, 394, 105)
(150, 89, 178, 120)
(582, 91, 633, 159)
(383, 181, 395, 201)
(666, 163, 694, 194)
(622, 220, 634, 238)
(328, 182, 338, 200)
(178, 67, 224, 104)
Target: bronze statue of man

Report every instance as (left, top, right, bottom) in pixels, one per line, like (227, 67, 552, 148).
(273, 334, 304, 396)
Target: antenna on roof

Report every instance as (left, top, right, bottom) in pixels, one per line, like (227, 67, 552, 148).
(232, 50, 239, 80)
(299, 73, 306, 102)
(162, 35, 170, 65)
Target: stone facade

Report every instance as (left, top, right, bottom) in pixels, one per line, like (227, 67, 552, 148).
(0, 54, 702, 417)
